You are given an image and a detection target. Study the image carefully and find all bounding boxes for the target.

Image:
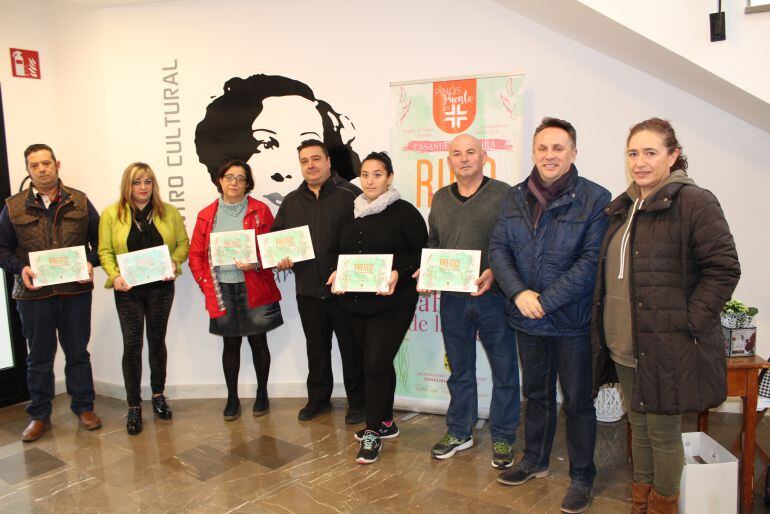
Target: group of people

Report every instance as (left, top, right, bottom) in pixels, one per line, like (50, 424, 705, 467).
(0, 114, 739, 514)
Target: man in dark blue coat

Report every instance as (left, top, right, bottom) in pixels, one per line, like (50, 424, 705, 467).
(488, 118, 610, 514)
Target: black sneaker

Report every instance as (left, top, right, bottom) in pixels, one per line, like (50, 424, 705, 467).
(151, 394, 172, 420)
(560, 483, 592, 513)
(491, 441, 514, 469)
(430, 432, 473, 459)
(297, 402, 331, 421)
(497, 460, 550, 485)
(223, 396, 241, 421)
(345, 408, 365, 425)
(356, 430, 382, 464)
(126, 406, 142, 436)
(355, 421, 399, 441)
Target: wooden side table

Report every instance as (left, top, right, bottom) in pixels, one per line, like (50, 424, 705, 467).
(697, 356, 770, 513)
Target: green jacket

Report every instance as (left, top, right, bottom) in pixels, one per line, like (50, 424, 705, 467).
(98, 201, 190, 288)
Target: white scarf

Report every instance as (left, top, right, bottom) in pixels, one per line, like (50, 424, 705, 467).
(354, 188, 401, 218)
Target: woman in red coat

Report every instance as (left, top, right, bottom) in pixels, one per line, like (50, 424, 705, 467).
(189, 160, 282, 420)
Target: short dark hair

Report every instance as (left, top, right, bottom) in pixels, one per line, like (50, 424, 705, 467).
(361, 151, 394, 176)
(297, 139, 328, 157)
(533, 117, 577, 148)
(24, 144, 56, 166)
(215, 159, 255, 194)
(627, 117, 688, 173)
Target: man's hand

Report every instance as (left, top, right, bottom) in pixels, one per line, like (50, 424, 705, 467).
(77, 262, 94, 284)
(113, 275, 131, 292)
(514, 289, 545, 319)
(275, 257, 293, 271)
(471, 268, 494, 297)
(326, 271, 343, 294)
(21, 266, 41, 290)
(377, 270, 398, 296)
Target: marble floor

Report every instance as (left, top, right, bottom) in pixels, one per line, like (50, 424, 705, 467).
(0, 395, 767, 513)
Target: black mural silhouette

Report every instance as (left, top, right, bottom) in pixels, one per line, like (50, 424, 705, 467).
(195, 74, 360, 207)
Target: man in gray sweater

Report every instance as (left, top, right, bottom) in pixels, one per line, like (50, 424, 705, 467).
(414, 134, 520, 469)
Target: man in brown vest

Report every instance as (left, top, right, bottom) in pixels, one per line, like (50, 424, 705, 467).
(0, 144, 101, 441)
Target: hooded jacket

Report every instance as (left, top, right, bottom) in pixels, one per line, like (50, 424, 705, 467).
(591, 172, 740, 414)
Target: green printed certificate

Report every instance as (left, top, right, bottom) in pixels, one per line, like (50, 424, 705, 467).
(117, 245, 174, 287)
(334, 254, 393, 293)
(418, 249, 481, 293)
(257, 226, 315, 268)
(209, 229, 257, 266)
(29, 246, 89, 287)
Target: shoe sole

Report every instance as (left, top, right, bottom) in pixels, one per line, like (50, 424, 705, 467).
(354, 428, 399, 441)
(431, 438, 474, 460)
(252, 408, 269, 417)
(80, 422, 102, 430)
(560, 499, 592, 514)
(497, 469, 550, 486)
(356, 452, 381, 464)
(223, 411, 241, 421)
(491, 458, 514, 469)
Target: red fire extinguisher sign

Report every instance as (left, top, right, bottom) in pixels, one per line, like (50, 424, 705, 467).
(9, 48, 41, 79)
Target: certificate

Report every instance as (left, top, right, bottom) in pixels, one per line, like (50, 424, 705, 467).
(257, 226, 315, 268)
(417, 248, 481, 293)
(209, 229, 257, 266)
(116, 245, 174, 287)
(29, 246, 89, 287)
(334, 254, 393, 293)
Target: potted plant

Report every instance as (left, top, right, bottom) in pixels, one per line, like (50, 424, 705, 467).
(721, 299, 758, 357)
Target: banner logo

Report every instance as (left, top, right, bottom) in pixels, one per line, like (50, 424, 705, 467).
(10, 49, 40, 79)
(433, 79, 476, 133)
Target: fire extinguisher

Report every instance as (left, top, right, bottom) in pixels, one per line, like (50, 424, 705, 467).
(12, 51, 25, 77)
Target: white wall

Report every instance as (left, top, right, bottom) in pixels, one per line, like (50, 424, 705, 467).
(1, 0, 768, 403)
(579, 0, 770, 103)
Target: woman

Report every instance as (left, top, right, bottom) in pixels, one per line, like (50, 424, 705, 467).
(591, 118, 740, 513)
(98, 162, 190, 435)
(326, 152, 427, 464)
(189, 160, 282, 421)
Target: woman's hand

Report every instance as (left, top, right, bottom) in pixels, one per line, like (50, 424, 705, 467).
(413, 268, 432, 294)
(275, 257, 294, 271)
(113, 275, 131, 292)
(378, 270, 399, 296)
(164, 261, 178, 281)
(326, 271, 343, 294)
(234, 260, 257, 271)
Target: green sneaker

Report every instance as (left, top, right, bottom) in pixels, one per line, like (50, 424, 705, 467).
(430, 432, 473, 459)
(491, 441, 514, 469)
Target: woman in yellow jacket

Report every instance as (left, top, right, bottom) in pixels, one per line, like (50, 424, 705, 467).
(98, 162, 189, 435)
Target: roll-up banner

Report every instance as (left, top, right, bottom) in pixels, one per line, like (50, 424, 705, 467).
(390, 73, 524, 416)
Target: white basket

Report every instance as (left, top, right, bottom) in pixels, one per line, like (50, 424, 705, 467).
(595, 383, 625, 423)
(720, 312, 754, 329)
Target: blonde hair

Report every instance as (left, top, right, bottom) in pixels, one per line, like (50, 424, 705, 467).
(117, 162, 165, 220)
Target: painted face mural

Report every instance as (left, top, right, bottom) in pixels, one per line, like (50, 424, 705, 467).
(195, 74, 360, 209)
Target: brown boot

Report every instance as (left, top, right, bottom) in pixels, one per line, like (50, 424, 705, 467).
(648, 489, 679, 514)
(631, 481, 653, 513)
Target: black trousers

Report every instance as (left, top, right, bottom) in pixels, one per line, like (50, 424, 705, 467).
(348, 307, 414, 431)
(114, 283, 175, 406)
(296, 295, 364, 409)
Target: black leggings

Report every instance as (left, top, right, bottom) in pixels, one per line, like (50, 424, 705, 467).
(222, 334, 271, 399)
(115, 283, 175, 407)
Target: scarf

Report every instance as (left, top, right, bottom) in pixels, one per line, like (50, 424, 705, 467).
(526, 164, 576, 228)
(354, 188, 401, 218)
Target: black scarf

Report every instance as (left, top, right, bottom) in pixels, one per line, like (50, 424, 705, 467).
(526, 164, 576, 229)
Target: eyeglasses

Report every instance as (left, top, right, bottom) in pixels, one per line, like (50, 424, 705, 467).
(222, 175, 247, 184)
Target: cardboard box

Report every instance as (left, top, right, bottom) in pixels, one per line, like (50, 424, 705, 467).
(679, 432, 738, 514)
(722, 326, 757, 357)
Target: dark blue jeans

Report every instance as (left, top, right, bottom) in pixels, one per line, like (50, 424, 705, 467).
(440, 291, 520, 444)
(16, 292, 95, 420)
(517, 331, 596, 486)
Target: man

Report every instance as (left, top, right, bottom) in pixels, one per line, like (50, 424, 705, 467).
(416, 134, 520, 470)
(272, 139, 364, 423)
(0, 144, 102, 442)
(489, 118, 610, 513)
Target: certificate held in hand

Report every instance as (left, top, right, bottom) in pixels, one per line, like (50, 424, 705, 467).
(116, 245, 174, 287)
(418, 249, 481, 293)
(29, 245, 90, 287)
(334, 254, 393, 293)
(209, 229, 258, 266)
(257, 226, 315, 268)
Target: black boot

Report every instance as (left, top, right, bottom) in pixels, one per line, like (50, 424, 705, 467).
(151, 394, 172, 420)
(248, 334, 271, 417)
(223, 396, 241, 421)
(127, 406, 142, 435)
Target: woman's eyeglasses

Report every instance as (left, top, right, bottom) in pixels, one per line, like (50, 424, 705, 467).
(222, 175, 247, 184)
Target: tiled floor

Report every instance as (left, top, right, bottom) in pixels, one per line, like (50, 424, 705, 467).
(0, 394, 767, 513)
